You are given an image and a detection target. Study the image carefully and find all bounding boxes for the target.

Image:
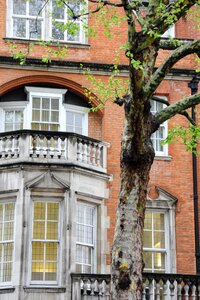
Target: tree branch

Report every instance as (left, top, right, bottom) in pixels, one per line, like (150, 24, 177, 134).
(145, 40, 200, 97)
(152, 95, 169, 106)
(155, 93, 200, 125)
(146, 0, 199, 37)
(179, 111, 196, 125)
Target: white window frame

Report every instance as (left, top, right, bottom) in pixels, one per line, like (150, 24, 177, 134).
(29, 198, 61, 286)
(75, 201, 97, 274)
(143, 209, 169, 273)
(0, 201, 16, 286)
(64, 104, 89, 136)
(25, 86, 67, 131)
(0, 102, 27, 133)
(151, 99, 168, 156)
(6, 0, 87, 44)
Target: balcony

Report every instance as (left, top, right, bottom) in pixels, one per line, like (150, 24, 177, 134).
(71, 273, 200, 299)
(0, 130, 109, 173)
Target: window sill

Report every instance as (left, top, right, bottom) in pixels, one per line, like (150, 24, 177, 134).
(0, 286, 15, 294)
(154, 155, 172, 161)
(23, 286, 66, 293)
(4, 38, 91, 49)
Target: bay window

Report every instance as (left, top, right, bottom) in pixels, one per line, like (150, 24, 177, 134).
(7, 0, 86, 43)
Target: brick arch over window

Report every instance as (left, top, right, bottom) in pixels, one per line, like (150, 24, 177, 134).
(0, 75, 103, 115)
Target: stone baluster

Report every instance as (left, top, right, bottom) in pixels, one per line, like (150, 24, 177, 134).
(0, 137, 6, 159)
(90, 279, 96, 300)
(53, 135, 59, 159)
(7, 136, 13, 159)
(99, 280, 103, 296)
(87, 142, 91, 164)
(91, 143, 96, 165)
(183, 282, 189, 300)
(162, 279, 168, 300)
(169, 280, 175, 300)
(177, 278, 182, 300)
(96, 144, 101, 167)
(149, 279, 154, 300)
(82, 280, 88, 300)
(13, 135, 19, 158)
(82, 140, 87, 163)
(46, 136, 51, 159)
(105, 279, 111, 299)
(101, 280, 107, 299)
(77, 139, 82, 162)
(31, 134, 38, 158)
(94, 280, 99, 294)
(60, 137, 66, 159)
(155, 280, 160, 300)
(142, 279, 147, 300)
(39, 135, 45, 158)
(191, 281, 196, 300)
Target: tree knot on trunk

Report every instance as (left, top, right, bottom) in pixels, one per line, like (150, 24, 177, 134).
(118, 271, 131, 290)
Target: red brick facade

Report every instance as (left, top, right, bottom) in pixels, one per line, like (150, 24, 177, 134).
(0, 2, 199, 277)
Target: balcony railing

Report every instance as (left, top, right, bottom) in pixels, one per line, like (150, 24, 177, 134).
(71, 273, 200, 299)
(0, 130, 109, 173)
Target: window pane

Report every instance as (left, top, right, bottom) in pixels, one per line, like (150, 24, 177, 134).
(2, 262, 12, 282)
(52, 22, 65, 40)
(33, 221, 45, 239)
(42, 110, 50, 122)
(47, 203, 59, 221)
(52, 0, 65, 19)
(51, 98, 59, 110)
(13, 0, 26, 15)
(32, 98, 41, 109)
(5, 203, 15, 221)
(154, 232, 165, 249)
(32, 242, 44, 261)
(32, 110, 40, 121)
(143, 252, 152, 270)
(34, 202, 45, 220)
(46, 242, 57, 260)
(154, 213, 164, 230)
(154, 252, 165, 270)
(29, 0, 43, 16)
(3, 223, 14, 241)
(13, 18, 26, 38)
(42, 98, 50, 110)
(51, 111, 59, 123)
(143, 231, 152, 248)
(29, 19, 42, 39)
(46, 222, 58, 240)
(5, 111, 14, 123)
(32, 262, 44, 280)
(45, 262, 57, 281)
(144, 213, 152, 230)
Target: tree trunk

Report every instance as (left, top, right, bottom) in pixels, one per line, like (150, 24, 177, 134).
(111, 151, 154, 299)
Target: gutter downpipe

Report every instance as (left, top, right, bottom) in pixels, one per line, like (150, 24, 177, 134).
(188, 76, 200, 273)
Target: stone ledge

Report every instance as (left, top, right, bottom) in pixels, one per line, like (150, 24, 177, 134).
(23, 286, 66, 293)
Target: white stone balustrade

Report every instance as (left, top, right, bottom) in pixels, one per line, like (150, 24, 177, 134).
(0, 130, 109, 172)
(71, 274, 111, 300)
(71, 273, 200, 299)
